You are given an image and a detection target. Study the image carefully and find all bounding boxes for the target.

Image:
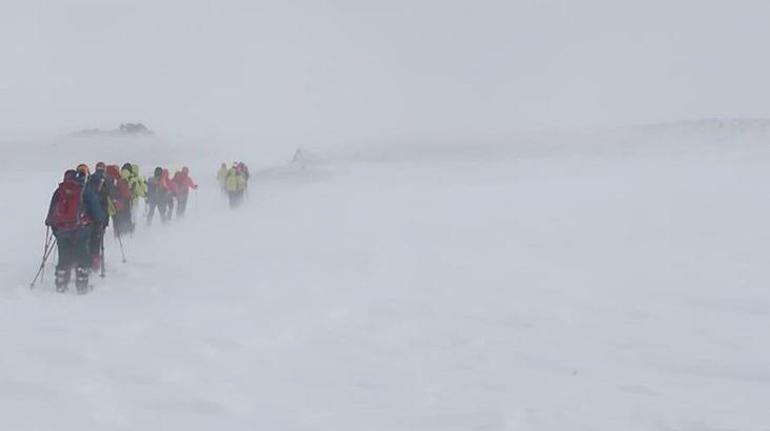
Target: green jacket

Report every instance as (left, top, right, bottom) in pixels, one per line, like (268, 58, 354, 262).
(225, 169, 247, 192)
(122, 167, 147, 199)
(131, 164, 148, 198)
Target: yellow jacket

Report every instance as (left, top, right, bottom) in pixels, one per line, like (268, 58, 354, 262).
(225, 169, 247, 192)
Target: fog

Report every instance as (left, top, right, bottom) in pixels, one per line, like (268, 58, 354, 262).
(2, 0, 770, 143)
(6, 2, 770, 429)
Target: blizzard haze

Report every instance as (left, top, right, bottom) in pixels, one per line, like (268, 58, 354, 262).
(3, 1, 770, 431)
(3, 0, 770, 141)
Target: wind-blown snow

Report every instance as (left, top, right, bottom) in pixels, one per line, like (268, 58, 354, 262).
(1, 123, 769, 430)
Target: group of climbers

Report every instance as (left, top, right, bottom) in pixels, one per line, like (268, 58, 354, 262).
(40, 160, 258, 293)
(217, 161, 250, 208)
(43, 163, 197, 293)
(146, 166, 198, 224)
(44, 165, 106, 293)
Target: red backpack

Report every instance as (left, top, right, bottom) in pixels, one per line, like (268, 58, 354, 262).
(116, 177, 132, 201)
(46, 179, 84, 230)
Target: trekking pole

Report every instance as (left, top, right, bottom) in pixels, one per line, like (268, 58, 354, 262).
(41, 227, 51, 283)
(42, 226, 50, 256)
(30, 232, 57, 288)
(116, 228, 127, 263)
(41, 227, 53, 281)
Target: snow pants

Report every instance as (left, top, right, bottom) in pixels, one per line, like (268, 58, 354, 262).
(228, 190, 244, 208)
(88, 224, 105, 271)
(166, 195, 175, 219)
(113, 209, 133, 237)
(54, 225, 93, 292)
(176, 192, 189, 217)
(147, 199, 167, 225)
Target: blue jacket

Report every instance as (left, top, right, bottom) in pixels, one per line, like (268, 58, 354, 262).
(84, 176, 108, 224)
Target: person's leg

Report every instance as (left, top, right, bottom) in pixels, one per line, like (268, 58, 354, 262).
(121, 210, 127, 234)
(159, 199, 168, 222)
(178, 193, 188, 217)
(126, 200, 136, 234)
(54, 232, 73, 291)
(167, 197, 174, 219)
(113, 210, 122, 235)
(88, 225, 102, 270)
(120, 208, 131, 233)
(74, 226, 92, 293)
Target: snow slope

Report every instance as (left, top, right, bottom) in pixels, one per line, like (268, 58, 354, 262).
(1, 122, 770, 430)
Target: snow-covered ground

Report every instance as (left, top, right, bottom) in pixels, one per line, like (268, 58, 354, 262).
(2, 122, 770, 430)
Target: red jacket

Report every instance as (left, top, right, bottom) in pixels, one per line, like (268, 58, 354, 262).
(161, 170, 177, 195)
(173, 171, 197, 195)
(116, 178, 131, 201)
(106, 165, 131, 211)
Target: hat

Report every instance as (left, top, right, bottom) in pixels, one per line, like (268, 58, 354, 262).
(95, 162, 106, 171)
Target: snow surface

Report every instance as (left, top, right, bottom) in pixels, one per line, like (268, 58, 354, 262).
(2, 123, 770, 430)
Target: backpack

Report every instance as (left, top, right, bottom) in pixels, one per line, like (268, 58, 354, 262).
(147, 176, 162, 200)
(47, 180, 84, 230)
(116, 177, 132, 201)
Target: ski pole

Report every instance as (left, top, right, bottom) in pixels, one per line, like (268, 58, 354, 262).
(42, 227, 53, 283)
(30, 234, 57, 288)
(42, 226, 50, 257)
(41, 227, 51, 283)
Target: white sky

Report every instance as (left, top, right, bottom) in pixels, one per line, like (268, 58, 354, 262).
(1, 0, 769, 141)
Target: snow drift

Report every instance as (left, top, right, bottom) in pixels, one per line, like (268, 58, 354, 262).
(1, 120, 769, 430)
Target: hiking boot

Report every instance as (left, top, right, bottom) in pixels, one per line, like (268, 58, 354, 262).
(75, 267, 90, 294)
(55, 269, 70, 292)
